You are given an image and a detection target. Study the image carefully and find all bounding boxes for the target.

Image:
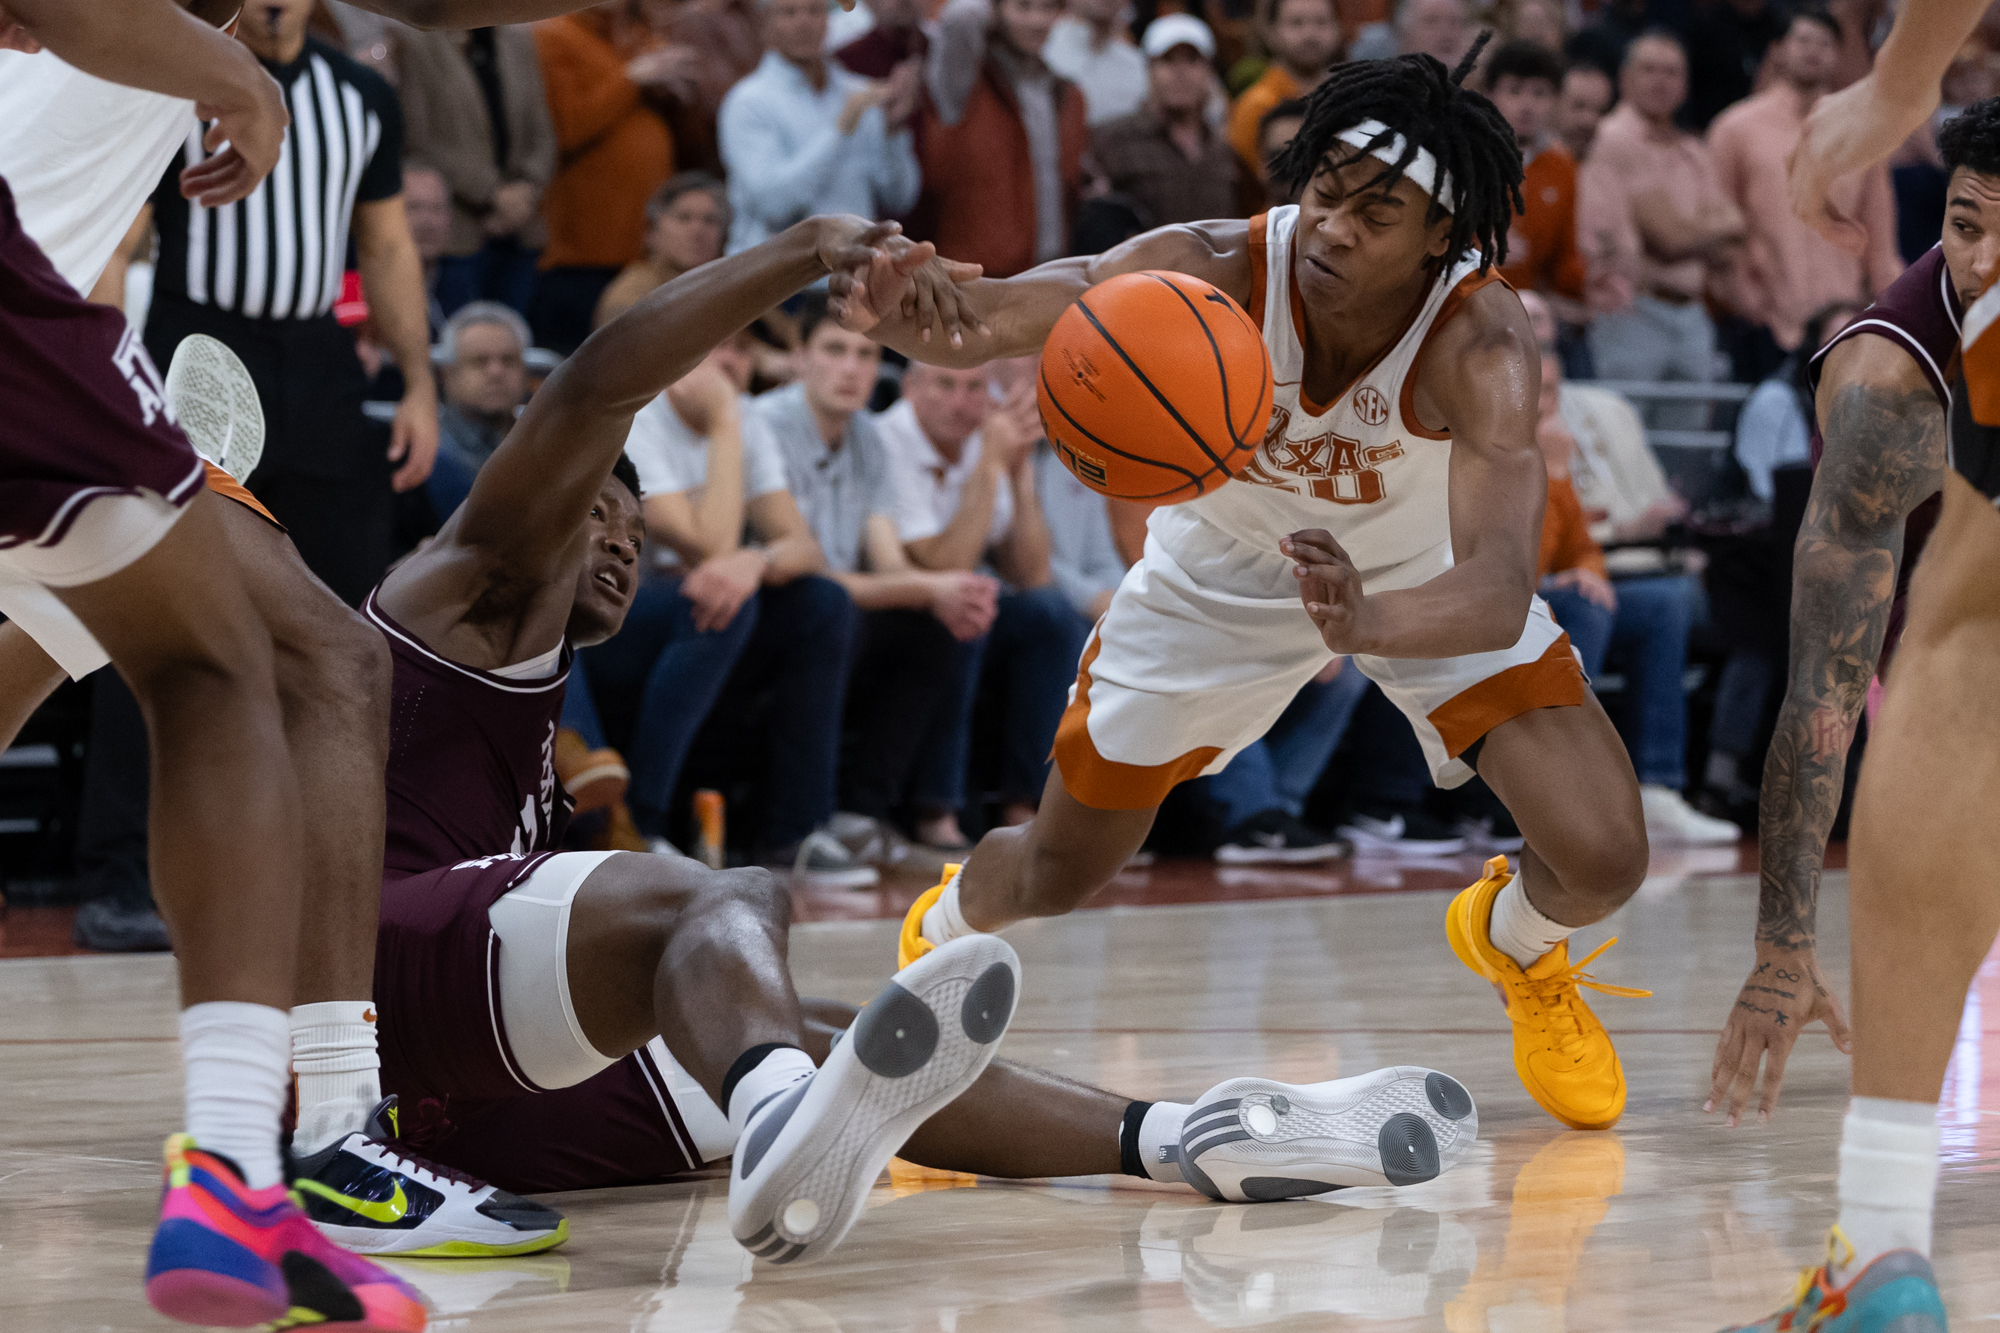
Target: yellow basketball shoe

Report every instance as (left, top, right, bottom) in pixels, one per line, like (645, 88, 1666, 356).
(896, 866, 959, 969)
(1445, 856, 1649, 1130)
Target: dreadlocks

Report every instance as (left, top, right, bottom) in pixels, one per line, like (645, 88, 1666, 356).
(1270, 32, 1525, 274)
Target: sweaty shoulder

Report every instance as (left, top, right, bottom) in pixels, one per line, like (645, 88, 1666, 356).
(1818, 326, 1939, 402)
(1413, 281, 1538, 436)
(1092, 218, 1256, 308)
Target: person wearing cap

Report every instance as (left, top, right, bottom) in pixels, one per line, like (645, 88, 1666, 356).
(1090, 16, 1243, 227)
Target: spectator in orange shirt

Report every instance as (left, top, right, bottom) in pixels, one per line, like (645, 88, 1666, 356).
(1227, 0, 1340, 174)
(1486, 40, 1587, 317)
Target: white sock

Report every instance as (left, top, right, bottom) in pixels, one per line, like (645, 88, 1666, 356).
(290, 1001, 383, 1154)
(725, 1046, 817, 1137)
(920, 869, 974, 949)
(1487, 874, 1575, 969)
(1834, 1097, 1939, 1282)
(1134, 1101, 1191, 1184)
(180, 1002, 291, 1190)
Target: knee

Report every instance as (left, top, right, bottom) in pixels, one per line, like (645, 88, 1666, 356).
(1540, 809, 1649, 904)
(690, 865, 791, 934)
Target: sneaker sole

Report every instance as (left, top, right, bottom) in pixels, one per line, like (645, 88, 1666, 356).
(146, 1218, 290, 1327)
(310, 1215, 569, 1258)
(1337, 828, 1469, 857)
(1179, 1067, 1479, 1202)
(730, 935, 1018, 1265)
(1214, 844, 1346, 865)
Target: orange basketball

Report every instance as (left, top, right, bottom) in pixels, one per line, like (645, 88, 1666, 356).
(1037, 270, 1273, 503)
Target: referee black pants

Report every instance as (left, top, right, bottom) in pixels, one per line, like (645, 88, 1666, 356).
(144, 294, 394, 606)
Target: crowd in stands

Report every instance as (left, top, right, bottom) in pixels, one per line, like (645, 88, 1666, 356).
(13, 0, 1981, 945)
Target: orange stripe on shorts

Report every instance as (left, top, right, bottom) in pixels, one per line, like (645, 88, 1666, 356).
(1051, 636, 1222, 811)
(1426, 632, 1587, 758)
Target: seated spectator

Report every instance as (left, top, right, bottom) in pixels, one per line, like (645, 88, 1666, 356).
(1349, 0, 1470, 64)
(836, 0, 928, 78)
(1735, 299, 1863, 504)
(753, 298, 1001, 862)
(1487, 41, 1587, 320)
(720, 0, 923, 254)
(920, 0, 1085, 279)
(593, 172, 728, 329)
(1206, 660, 1367, 863)
(1036, 441, 1127, 621)
(531, 9, 676, 353)
(878, 358, 1091, 837)
(567, 336, 874, 882)
(1556, 60, 1613, 163)
(1577, 32, 1742, 429)
(428, 301, 531, 519)
(1090, 17, 1242, 228)
(1043, 0, 1149, 125)
(1227, 0, 1340, 174)
(1708, 9, 1902, 368)
(394, 23, 556, 318)
(1533, 345, 1740, 845)
(1256, 98, 1309, 206)
(401, 161, 453, 337)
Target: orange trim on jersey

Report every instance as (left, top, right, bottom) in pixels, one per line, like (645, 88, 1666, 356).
(1246, 212, 1269, 331)
(203, 462, 283, 531)
(1052, 637, 1222, 811)
(1397, 267, 1512, 441)
(1281, 239, 1450, 420)
(1426, 631, 1586, 757)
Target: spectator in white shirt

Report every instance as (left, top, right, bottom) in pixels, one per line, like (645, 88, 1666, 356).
(876, 358, 1091, 836)
(1043, 0, 1148, 125)
(717, 0, 924, 253)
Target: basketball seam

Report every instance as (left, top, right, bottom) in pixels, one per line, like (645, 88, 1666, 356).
(1142, 272, 1261, 460)
(1074, 295, 1232, 474)
(1038, 368, 1223, 500)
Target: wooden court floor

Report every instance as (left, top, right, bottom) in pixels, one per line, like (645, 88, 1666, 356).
(3, 854, 1996, 1332)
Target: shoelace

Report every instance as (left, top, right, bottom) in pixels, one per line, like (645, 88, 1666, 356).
(1512, 938, 1652, 1058)
(365, 1137, 484, 1191)
(1770, 1228, 1857, 1331)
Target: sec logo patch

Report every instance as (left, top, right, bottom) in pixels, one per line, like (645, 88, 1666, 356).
(1353, 385, 1390, 426)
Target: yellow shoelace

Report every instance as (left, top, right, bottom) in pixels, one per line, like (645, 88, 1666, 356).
(1512, 938, 1653, 1056)
(1776, 1228, 1858, 1331)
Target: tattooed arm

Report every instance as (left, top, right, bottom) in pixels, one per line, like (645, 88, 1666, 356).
(1707, 334, 1947, 1124)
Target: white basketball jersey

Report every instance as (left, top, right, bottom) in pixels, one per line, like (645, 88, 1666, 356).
(1159, 206, 1500, 593)
(0, 50, 197, 295)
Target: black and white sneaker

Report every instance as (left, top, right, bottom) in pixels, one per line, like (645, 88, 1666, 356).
(773, 830, 881, 889)
(291, 1097, 568, 1257)
(1214, 810, 1349, 865)
(1336, 806, 1468, 856)
(1177, 1067, 1479, 1202)
(1454, 809, 1524, 855)
(730, 935, 1019, 1265)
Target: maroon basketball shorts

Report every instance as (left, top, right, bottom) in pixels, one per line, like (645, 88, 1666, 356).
(374, 852, 720, 1195)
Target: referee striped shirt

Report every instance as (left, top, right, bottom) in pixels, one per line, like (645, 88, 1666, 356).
(150, 35, 403, 322)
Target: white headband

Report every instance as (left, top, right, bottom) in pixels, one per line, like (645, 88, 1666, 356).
(1334, 119, 1456, 213)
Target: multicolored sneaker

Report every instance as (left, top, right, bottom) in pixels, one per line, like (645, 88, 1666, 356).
(896, 865, 958, 969)
(1719, 1230, 1949, 1332)
(146, 1134, 427, 1330)
(1446, 856, 1650, 1130)
(292, 1097, 568, 1257)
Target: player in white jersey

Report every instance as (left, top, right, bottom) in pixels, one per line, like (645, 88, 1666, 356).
(842, 44, 1654, 1134)
(1717, 0, 2000, 1327)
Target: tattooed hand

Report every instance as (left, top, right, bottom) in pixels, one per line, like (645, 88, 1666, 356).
(1707, 947, 1851, 1124)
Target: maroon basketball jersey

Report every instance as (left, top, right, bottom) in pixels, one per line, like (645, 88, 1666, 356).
(366, 590, 573, 876)
(1806, 243, 1958, 666)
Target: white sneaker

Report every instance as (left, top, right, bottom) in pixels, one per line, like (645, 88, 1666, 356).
(1336, 809, 1468, 856)
(1640, 785, 1742, 845)
(1177, 1067, 1479, 1202)
(730, 935, 1019, 1265)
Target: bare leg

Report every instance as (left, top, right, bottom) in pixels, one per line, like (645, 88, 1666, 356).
(1475, 692, 1650, 928)
(55, 492, 300, 1007)
(223, 505, 391, 1007)
(1848, 475, 2000, 1101)
(563, 855, 805, 1103)
(957, 766, 1157, 931)
(799, 999, 1127, 1179)
(0, 620, 65, 752)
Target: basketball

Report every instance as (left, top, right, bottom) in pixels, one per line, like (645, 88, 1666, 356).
(1037, 270, 1273, 503)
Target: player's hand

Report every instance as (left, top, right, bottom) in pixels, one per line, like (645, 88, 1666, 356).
(182, 55, 289, 208)
(683, 549, 765, 632)
(1788, 70, 1937, 254)
(387, 376, 440, 493)
(1706, 947, 1851, 1126)
(0, 2, 43, 53)
(1282, 529, 1370, 654)
(665, 361, 739, 436)
(829, 239, 986, 348)
(931, 571, 1000, 642)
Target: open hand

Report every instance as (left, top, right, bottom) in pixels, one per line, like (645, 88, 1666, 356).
(1281, 529, 1369, 654)
(1706, 948, 1851, 1126)
(829, 238, 985, 348)
(1788, 71, 1936, 254)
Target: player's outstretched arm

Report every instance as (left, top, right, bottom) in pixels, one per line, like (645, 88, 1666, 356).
(1705, 334, 1944, 1126)
(1789, 0, 1989, 247)
(1288, 284, 1543, 660)
(836, 220, 1253, 370)
(2, 0, 286, 207)
(340, 0, 854, 29)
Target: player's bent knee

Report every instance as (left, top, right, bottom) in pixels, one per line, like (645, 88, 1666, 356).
(1546, 816, 1649, 902)
(690, 865, 791, 933)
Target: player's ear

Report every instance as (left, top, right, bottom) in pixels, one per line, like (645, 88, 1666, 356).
(1426, 214, 1453, 261)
